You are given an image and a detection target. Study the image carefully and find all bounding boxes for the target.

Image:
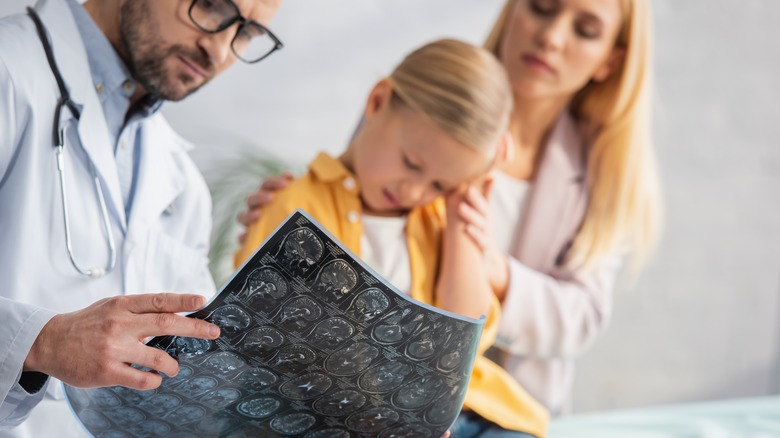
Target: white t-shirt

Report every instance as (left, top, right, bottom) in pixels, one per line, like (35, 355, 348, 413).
(360, 214, 412, 295)
(490, 171, 531, 254)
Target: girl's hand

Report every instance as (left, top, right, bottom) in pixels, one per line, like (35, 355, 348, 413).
(237, 172, 293, 244)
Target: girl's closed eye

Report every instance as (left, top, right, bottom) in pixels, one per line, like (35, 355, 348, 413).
(402, 152, 422, 171)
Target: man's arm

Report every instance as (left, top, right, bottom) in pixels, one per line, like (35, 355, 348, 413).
(0, 294, 221, 429)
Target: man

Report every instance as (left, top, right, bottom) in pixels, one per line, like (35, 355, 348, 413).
(0, 0, 283, 434)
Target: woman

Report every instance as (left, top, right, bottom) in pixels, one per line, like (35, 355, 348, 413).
(239, 0, 661, 418)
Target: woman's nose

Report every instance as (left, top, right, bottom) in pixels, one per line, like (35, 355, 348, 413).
(535, 16, 568, 51)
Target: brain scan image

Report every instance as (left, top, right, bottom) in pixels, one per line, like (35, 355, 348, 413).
(91, 388, 121, 408)
(79, 409, 111, 430)
(241, 266, 289, 303)
(238, 367, 278, 391)
(346, 407, 399, 433)
(105, 406, 146, 427)
(209, 305, 251, 332)
(67, 213, 485, 438)
(392, 375, 443, 410)
(138, 394, 182, 417)
(172, 336, 212, 358)
(176, 376, 218, 398)
(305, 428, 351, 438)
(241, 326, 285, 352)
(274, 345, 317, 370)
(199, 387, 242, 409)
(379, 424, 432, 438)
(95, 432, 133, 438)
(372, 310, 424, 344)
(127, 420, 171, 437)
(325, 342, 379, 376)
(270, 413, 317, 435)
(237, 397, 281, 419)
(110, 386, 153, 405)
(438, 349, 463, 373)
(310, 317, 354, 348)
(279, 296, 323, 330)
(358, 361, 413, 393)
(348, 288, 390, 322)
(280, 228, 323, 274)
(424, 386, 466, 426)
(279, 372, 332, 400)
(196, 415, 234, 435)
(312, 389, 366, 416)
(165, 404, 206, 425)
(313, 259, 358, 299)
(202, 351, 246, 376)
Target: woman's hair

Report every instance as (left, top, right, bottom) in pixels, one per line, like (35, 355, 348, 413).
(485, 0, 661, 271)
(388, 39, 513, 157)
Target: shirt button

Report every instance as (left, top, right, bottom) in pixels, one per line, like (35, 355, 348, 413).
(122, 80, 135, 94)
(343, 177, 356, 190)
(347, 211, 359, 223)
(95, 83, 105, 93)
(120, 140, 127, 150)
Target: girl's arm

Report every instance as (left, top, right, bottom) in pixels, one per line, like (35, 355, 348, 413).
(434, 184, 495, 322)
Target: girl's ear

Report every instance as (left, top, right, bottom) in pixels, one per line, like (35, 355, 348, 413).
(592, 46, 626, 83)
(364, 78, 394, 119)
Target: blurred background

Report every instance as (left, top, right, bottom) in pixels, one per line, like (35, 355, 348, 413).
(2, 0, 779, 417)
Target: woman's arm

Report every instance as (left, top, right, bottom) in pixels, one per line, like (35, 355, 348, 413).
(495, 251, 624, 357)
(456, 182, 625, 358)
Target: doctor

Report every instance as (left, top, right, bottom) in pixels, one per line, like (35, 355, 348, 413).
(0, 0, 283, 435)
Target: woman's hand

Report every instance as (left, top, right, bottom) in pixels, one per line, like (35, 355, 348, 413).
(237, 172, 293, 244)
(455, 178, 510, 301)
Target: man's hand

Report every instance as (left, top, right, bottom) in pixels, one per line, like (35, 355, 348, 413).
(237, 172, 293, 245)
(23, 293, 220, 391)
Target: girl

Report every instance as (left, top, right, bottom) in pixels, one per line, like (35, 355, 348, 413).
(239, 0, 662, 419)
(235, 39, 548, 437)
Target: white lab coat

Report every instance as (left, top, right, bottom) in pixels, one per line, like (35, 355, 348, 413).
(0, 0, 216, 435)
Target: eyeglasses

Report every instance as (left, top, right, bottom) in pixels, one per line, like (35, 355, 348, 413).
(188, 0, 283, 64)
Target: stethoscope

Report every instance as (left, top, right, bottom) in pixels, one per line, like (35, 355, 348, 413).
(28, 7, 117, 279)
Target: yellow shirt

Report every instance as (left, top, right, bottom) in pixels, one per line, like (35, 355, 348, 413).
(235, 153, 549, 437)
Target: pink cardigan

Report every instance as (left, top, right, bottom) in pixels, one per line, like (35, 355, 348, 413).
(487, 112, 624, 415)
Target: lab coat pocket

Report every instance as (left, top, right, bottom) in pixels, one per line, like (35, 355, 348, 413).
(129, 225, 214, 296)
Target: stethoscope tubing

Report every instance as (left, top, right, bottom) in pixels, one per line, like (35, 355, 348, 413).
(27, 6, 117, 279)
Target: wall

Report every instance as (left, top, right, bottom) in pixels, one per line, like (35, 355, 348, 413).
(2, 0, 778, 414)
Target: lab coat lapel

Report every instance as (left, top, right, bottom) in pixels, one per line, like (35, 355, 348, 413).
(36, 0, 127, 229)
(513, 112, 587, 270)
(129, 118, 187, 229)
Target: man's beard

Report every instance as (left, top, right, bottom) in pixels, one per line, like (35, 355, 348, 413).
(119, 1, 213, 101)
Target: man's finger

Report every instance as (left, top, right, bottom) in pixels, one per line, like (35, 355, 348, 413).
(260, 174, 292, 191)
(246, 192, 273, 210)
(238, 209, 261, 227)
(111, 363, 164, 391)
(131, 345, 180, 378)
(138, 312, 220, 340)
(122, 293, 207, 315)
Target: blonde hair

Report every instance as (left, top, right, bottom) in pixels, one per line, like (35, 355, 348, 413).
(389, 39, 513, 157)
(485, 0, 661, 271)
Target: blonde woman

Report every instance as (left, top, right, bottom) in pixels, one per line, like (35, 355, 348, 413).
(236, 39, 548, 437)
(239, 0, 661, 421)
